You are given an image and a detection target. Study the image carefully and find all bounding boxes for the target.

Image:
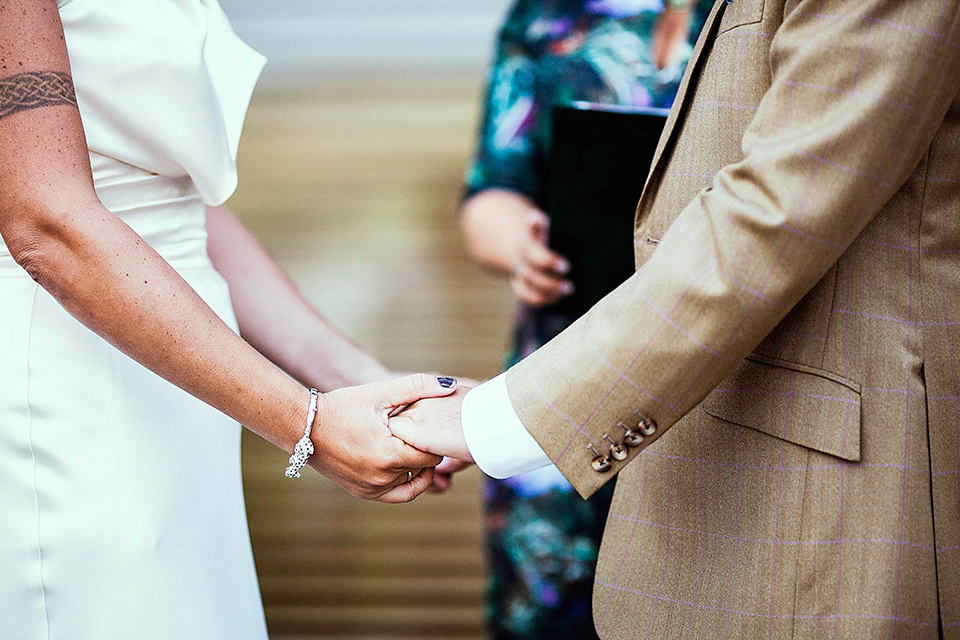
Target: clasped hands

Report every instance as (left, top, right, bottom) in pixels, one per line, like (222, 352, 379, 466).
(305, 373, 474, 503)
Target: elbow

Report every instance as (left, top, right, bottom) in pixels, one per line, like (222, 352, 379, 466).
(4, 225, 62, 289)
(8, 241, 44, 283)
(1, 203, 87, 291)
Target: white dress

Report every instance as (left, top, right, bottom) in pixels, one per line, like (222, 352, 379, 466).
(0, 1, 269, 638)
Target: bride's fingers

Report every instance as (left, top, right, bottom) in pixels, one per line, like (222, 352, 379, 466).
(376, 467, 434, 503)
(376, 374, 457, 412)
(391, 432, 443, 468)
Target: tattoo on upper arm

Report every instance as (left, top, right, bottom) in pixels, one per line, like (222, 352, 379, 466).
(0, 71, 78, 121)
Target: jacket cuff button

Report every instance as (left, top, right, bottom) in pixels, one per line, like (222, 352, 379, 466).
(617, 420, 644, 447)
(588, 444, 613, 472)
(603, 434, 628, 461)
(637, 415, 657, 436)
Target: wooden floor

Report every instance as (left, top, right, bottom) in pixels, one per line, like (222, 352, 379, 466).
(227, 74, 515, 639)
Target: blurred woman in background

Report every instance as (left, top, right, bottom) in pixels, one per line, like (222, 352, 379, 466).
(459, 0, 712, 636)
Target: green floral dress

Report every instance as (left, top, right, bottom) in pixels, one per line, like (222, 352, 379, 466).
(464, 0, 712, 637)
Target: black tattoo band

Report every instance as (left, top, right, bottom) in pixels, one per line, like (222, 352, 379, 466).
(0, 71, 78, 121)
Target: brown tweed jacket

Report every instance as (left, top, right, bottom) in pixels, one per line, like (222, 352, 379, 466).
(504, 0, 960, 637)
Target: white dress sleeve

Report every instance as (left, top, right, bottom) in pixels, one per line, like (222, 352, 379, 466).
(58, 0, 265, 204)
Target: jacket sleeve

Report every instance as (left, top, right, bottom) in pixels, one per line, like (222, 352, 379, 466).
(504, 0, 960, 498)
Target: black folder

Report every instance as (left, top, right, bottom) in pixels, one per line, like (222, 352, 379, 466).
(544, 102, 667, 317)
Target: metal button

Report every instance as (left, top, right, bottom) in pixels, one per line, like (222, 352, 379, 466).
(603, 434, 628, 461)
(637, 415, 657, 437)
(588, 444, 613, 473)
(617, 420, 644, 447)
(591, 456, 612, 472)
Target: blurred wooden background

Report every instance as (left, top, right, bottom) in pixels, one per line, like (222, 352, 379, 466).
(220, 3, 519, 635)
(226, 73, 515, 639)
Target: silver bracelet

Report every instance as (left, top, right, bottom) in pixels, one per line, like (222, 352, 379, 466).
(284, 388, 319, 478)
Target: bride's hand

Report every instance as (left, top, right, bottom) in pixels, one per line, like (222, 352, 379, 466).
(307, 374, 457, 503)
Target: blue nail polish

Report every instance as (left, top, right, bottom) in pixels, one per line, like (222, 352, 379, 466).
(437, 377, 457, 388)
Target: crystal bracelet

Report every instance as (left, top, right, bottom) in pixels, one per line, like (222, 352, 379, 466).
(284, 388, 319, 478)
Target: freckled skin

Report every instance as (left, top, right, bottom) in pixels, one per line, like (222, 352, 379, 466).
(0, 70, 77, 120)
(0, 0, 454, 503)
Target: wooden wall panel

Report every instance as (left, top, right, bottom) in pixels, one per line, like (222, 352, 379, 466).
(230, 76, 514, 639)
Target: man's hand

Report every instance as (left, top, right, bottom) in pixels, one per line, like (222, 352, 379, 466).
(387, 386, 473, 463)
(308, 374, 458, 503)
(428, 457, 475, 493)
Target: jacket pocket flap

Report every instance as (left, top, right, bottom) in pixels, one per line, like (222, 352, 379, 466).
(703, 355, 861, 462)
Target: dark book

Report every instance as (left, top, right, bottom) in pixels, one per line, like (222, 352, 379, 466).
(544, 102, 668, 317)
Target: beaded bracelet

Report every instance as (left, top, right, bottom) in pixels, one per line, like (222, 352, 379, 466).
(284, 388, 319, 478)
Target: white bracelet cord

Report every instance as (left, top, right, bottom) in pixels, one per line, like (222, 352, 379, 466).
(285, 388, 319, 478)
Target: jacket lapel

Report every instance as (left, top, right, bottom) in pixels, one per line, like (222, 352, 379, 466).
(636, 0, 727, 215)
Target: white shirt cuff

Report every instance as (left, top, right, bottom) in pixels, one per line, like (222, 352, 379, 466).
(461, 372, 552, 478)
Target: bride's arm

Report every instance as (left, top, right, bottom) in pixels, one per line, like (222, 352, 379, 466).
(0, 0, 448, 502)
(206, 205, 392, 391)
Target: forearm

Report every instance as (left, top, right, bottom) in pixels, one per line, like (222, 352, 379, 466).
(205, 205, 390, 390)
(506, 0, 960, 497)
(0, 0, 307, 452)
(459, 188, 536, 276)
(0, 0, 448, 503)
(11, 198, 306, 453)
(11, 201, 456, 501)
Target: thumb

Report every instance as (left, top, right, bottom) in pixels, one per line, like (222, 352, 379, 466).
(378, 374, 457, 411)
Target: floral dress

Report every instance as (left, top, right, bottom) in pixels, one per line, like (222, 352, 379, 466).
(464, 0, 712, 637)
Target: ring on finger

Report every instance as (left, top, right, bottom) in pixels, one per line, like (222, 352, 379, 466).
(407, 470, 413, 483)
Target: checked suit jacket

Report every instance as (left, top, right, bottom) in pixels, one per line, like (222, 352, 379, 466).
(504, 0, 960, 637)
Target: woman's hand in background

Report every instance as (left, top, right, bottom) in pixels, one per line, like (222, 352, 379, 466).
(509, 208, 573, 307)
(652, 5, 693, 71)
(460, 188, 573, 308)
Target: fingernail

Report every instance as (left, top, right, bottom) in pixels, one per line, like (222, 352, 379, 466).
(556, 259, 570, 274)
(437, 376, 457, 388)
(562, 282, 575, 294)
